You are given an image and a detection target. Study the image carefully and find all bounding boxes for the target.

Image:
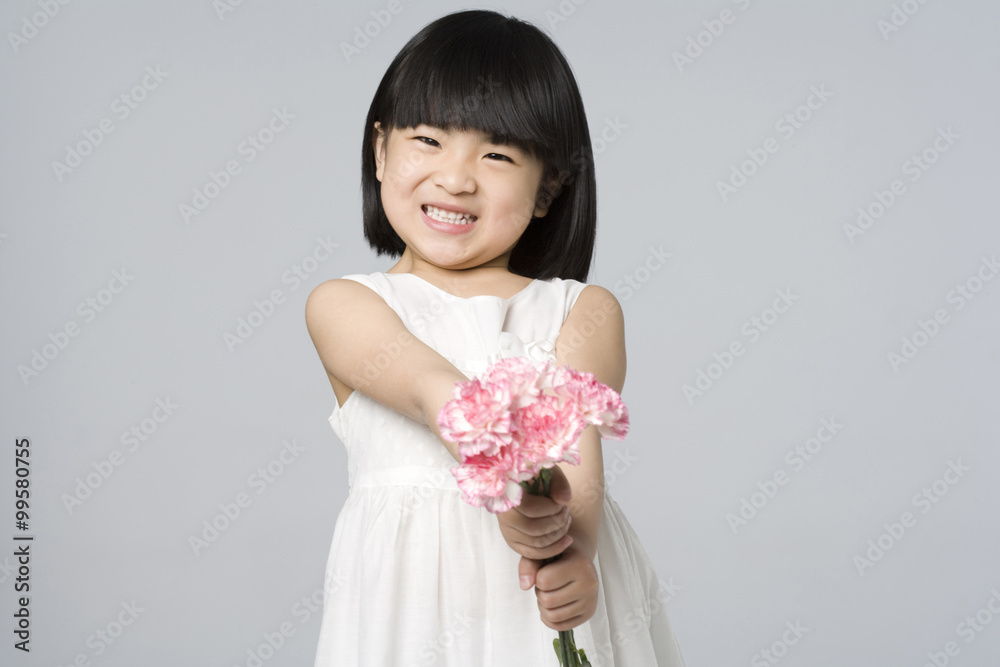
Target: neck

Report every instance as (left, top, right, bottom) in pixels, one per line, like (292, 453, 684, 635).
(389, 248, 514, 281)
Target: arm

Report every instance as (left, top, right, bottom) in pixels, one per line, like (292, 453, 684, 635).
(523, 285, 626, 629)
(552, 284, 626, 562)
(304, 278, 469, 462)
(496, 284, 626, 567)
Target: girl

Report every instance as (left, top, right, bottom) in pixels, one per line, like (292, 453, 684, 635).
(305, 9, 686, 666)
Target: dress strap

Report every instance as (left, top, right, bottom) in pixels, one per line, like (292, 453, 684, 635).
(336, 272, 403, 309)
(337, 272, 380, 293)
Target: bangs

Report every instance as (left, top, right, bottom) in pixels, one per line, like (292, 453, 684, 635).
(380, 20, 562, 166)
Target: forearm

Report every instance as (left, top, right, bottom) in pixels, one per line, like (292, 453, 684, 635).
(561, 426, 605, 562)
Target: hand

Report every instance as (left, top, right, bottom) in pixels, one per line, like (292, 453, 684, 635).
(520, 543, 600, 632)
(496, 465, 574, 565)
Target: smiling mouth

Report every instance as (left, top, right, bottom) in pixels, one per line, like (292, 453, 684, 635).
(423, 205, 478, 225)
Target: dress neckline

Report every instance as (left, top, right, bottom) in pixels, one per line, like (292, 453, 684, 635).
(384, 271, 540, 302)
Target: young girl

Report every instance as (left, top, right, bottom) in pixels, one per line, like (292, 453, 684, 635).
(305, 10, 686, 666)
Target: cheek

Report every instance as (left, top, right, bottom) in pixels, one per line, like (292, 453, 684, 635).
(496, 196, 537, 233)
(509, 183, 541, 217)
(391, 148, 429, 183)
(378, 177, 406, 219)
(379, 152, 412, 191)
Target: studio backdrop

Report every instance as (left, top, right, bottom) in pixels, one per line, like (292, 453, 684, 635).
(1, 0, 998, 665)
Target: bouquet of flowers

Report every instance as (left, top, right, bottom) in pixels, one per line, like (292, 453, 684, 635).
(436, 356, 630, 667)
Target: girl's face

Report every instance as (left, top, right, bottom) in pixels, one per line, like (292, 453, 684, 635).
(373, 122, 553, 273)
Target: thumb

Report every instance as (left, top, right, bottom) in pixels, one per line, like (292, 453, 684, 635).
(547, 465, 572, 506)
(519, 556, 541, 591)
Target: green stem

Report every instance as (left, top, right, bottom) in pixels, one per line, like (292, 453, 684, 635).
(559, 630, 574, 665)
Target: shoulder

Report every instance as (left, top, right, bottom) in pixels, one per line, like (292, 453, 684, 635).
(556, 283, 625, 354)
(564, 283, 624, 327)
(304, 275, 384, 329)
(554, 283, 626, 391)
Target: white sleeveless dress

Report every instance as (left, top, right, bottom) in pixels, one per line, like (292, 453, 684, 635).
(314, 271, 686, 667)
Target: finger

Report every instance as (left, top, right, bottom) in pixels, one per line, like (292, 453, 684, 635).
(519, 556, 541, 590)
(499, 505, 568, 540)
(511, 533, 573, 561)
(547, 465, 572, 505)
(518, 507, 571, 540)
(534, 546, 588, 592)
(534, 561, 578, 596)
(542, 610, 591, 632)
(503, 506, 570, 541)
(510, 514, 572, 550)
(531, 514, 572, 550)
(514, 492, 566, 519)
(537, 596, 591, 629)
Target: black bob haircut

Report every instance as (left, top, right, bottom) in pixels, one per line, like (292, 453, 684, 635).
(360, 9, 597, 283)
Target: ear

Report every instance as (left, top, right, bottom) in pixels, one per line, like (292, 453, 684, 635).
(533, 174, 563, 218)
(373, 121, 387, 183)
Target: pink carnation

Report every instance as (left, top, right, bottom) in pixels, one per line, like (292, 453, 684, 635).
(438, 358, 630, 514)
(452, 448, 523, 513)
(481, 356, 547, 409)
(514, 395, 585, 478)
(436, 377, 514, 458)
(553, 368, 629, 440)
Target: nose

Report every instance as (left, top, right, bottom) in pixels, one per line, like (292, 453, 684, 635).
(432, 152, 477, 195)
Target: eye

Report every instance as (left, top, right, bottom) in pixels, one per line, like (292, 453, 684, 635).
(414, 136, 440, 147)
(485, 153, 514, 163)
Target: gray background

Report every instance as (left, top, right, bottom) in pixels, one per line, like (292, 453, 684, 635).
(2, 0, 999, 665)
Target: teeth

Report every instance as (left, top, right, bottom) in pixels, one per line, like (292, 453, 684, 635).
(424, 205, 476, 225)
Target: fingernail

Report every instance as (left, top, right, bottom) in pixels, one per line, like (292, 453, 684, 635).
(520, 576, 531, 590)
